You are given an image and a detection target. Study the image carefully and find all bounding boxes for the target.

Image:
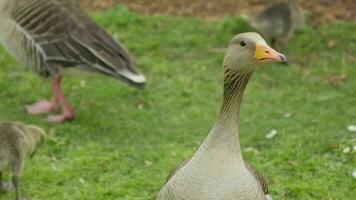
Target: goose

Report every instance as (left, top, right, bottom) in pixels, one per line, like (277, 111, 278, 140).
(250, 1, 305, 50)
(0, 0, 146, 122)
(157, 32, 286, 200)
(0, 121, 46, 200)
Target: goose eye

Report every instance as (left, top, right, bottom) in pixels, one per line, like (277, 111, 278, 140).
(240, 41, 246, 47)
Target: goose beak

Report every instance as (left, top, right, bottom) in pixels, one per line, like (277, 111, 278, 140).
(255, 44, 287, 64)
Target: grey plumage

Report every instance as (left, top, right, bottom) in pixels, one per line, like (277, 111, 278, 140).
(0, 122, 46, 200)
(166, 159, 270, 195)
(250, 1, 305, 49)
(157, 33, 285, 200)
(0, 0, 145, 87)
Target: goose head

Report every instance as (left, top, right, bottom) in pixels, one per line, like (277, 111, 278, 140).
(223, 32, 286, 73)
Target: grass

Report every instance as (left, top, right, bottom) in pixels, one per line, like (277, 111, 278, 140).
(0, 6, 355, 200)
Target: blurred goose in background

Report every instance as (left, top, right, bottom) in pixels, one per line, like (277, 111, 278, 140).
(250, 1, 305, 50)
(0, 0, 146, 122)
(157, 33, 286, 200)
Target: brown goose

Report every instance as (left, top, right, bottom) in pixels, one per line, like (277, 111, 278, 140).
(157, 33, 286, 200)
(0, 0, 146, 122)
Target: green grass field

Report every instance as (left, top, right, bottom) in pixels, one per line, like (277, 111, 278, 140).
(0, 6, 355, 200)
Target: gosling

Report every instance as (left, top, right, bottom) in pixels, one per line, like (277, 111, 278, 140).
(0, 122, 46, 200)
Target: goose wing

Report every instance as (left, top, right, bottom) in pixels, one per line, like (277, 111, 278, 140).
(244, 161, 270, 196)
(165, 159, 190, 182)
(11, 0, 145, 87)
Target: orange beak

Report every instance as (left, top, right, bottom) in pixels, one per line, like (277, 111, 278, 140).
(255, 44, 287, 64)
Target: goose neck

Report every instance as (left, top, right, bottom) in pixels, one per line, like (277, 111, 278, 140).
(218, 69, 253, 122)
(201, 69, 253, 155)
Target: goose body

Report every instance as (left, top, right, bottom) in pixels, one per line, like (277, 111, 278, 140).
(250, 1, 305, 49)
(0, 0, 145, 122)
(157, 33, 286, 200)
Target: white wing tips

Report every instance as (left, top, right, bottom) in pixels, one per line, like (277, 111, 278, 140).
(118, 68, 146, 87)
(129, 73, 146, 84)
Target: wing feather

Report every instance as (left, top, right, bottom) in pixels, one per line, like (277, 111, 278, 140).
(9, 0, 145, 86)
(244, 161, 269, 195)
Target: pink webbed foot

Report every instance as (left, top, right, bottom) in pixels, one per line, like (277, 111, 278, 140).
(46, 110, 75, 123)
(26, 100, 56, 114)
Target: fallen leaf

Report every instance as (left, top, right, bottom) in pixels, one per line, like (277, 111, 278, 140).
(326, 40, 336, 48)
(347, 125, 356, 132)
(284, 112, 293, 118)
(138, 103, 144, 110)
(80, 80, 86, 88)
(244, 147, 255, 152)
(288, 160, 298, 166)
(343, 147, 351, 154)
(266, 129, 278, 139)
(171, 151, 177, 157)
(144, 160, 153, 167)
(79, 178, 86, 184)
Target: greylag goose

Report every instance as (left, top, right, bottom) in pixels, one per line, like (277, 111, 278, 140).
(250, 1, 305, 50)
(157, 32, 286, 200)
(0, 122, 46, 200)
(0, 0, 146, 122)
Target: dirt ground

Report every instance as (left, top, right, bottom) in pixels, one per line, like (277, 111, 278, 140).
(80, 0, 355, 23)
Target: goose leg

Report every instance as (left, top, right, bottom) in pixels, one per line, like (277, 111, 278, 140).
(46, 75, 75, 122)
(0, 173, 13, 192)
(26, 78, 60, 114)
(12, 175, 27, 200)
(11, 156, 27, 200)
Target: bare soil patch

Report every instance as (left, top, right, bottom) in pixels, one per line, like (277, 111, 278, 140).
(80, 0, 355, 23)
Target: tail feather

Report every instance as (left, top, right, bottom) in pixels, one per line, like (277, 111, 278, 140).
(68, 29, 146, 88)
